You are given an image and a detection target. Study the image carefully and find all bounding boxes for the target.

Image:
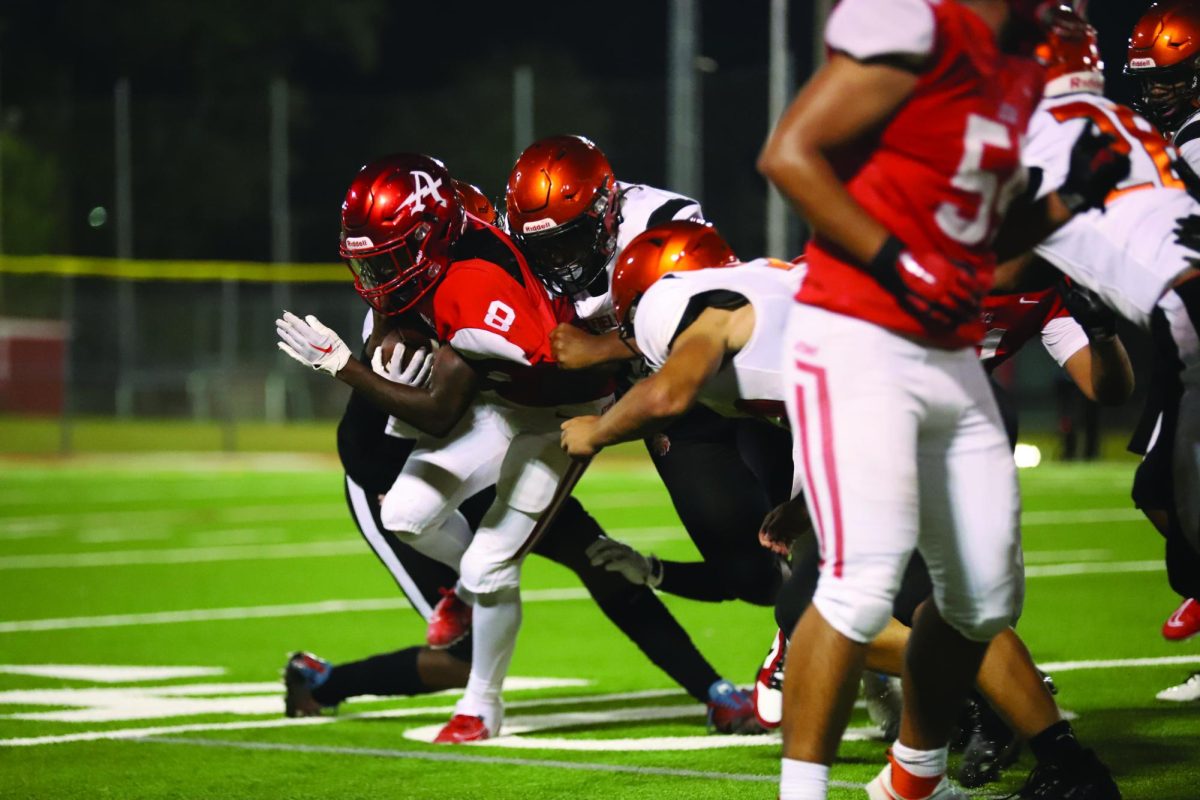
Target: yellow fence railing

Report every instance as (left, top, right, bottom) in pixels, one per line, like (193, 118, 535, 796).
(0, 255, 347, 283)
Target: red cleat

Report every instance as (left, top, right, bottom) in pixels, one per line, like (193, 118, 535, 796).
(1163, 597, 1200, 642)
(753, 629, 786, 730)
(427, 587, 472, 649)
(433, 714, 490, 743)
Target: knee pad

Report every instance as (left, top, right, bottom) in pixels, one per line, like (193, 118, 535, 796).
(458, 505, 536, 594)
(380, 475, 453, 535)
(935, 578, 1022, 643)
(812, 579, 896, 644)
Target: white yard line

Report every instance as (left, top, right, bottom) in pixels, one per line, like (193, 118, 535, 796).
(0, 553, 1169, 632)
(0, 689, 681, 747)
(1039, 655, 1200, 672)
(1022, 508, 1147, 525)
(0, 540, 368, 570)
(1024, 560, 1162, 578)
(0, 588, 592, 634)
(1022, 549, 1112, 564)
(134, 737, 826, 785)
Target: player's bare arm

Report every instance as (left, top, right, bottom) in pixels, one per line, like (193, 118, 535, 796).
(1058, 282, 1134, 405)
(337, 344, 480, 438)
(275, 311, 480, 438)
(550, 325, 638, 370)
(559, 305, 750, 458)
(756, 53, 918, 267)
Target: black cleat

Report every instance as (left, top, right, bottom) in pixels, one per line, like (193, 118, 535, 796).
(1012, 750, 1121, 799)
(956, 698, 1020, 787)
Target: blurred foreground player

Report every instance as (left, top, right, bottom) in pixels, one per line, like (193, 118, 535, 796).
(757, 1, 1126, 798)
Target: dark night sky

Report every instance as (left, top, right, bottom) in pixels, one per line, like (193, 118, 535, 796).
(0, 0, 1171, 262)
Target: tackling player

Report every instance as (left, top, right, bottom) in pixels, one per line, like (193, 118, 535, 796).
(1125, 0, 1200, 677)
(282, 309, 757, 735)
(508, 135, 790, 613)
(757, 2, 1127, 798)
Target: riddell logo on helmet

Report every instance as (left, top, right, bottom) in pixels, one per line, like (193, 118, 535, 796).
(344, 236, 374, 251)
(1129, 57, 1157, 69)
(523, 218, 557, 234)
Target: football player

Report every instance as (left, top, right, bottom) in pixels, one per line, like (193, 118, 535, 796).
(566, 220, 1124, 794)
(276, 155, 762, 742)
(1125, 0, 1200, 671)
(277, 153, 615, 744)
(281, 183, 752, 731)
(757, 1, 1127, 798)
(508, 135, 790, 613)
(1020, 4, 1200, 704)
(1126, 0, 1200, 144)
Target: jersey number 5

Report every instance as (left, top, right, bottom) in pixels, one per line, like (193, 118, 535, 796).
(936, 115, 1025, 247)
(484, 300, 516, 332)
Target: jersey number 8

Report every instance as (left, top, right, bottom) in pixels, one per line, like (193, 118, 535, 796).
(484, 300, 516, 332)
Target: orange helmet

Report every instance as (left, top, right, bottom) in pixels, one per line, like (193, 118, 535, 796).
(452, 179, 498, 225)
(505, 135, 619, 296)
(1126, 0, 1200, 133)
(1035, 5, 1103, 97)
(611, 221, 738, 334)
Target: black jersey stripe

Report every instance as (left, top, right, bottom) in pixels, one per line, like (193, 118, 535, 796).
(1176, 120, 1200, 149)
(647, 198, 698, 228)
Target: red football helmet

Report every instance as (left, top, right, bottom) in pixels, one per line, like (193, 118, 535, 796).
(611, 221, 738, 335)
(1035, 5, 1103, 96)
(505, 135, 620, 297)
(1126, 0, 1200, 133)
(339, 154, 464, 315)
(453, 179, 499, 226)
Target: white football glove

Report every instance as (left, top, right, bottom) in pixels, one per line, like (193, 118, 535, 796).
(370, 343, 437, 440)
(276, 311, 351, 376)
(370, 343, 435, 388)
(585, 536, 663, 588)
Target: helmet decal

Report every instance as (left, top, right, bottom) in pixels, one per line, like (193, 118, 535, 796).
(398, 171, 448, 214)
(523, 218, 558, 233)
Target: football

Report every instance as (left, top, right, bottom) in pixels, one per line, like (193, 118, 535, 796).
(379, 326, 436, 371)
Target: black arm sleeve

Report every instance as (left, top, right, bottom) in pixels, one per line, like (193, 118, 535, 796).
(336, 348, 415, 496)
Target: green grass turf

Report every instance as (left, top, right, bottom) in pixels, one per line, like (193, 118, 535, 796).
(0, 454, 1197, 799)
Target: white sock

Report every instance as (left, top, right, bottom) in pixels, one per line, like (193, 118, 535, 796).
(403, 511, 471, 571)
(456, 587, 522, 731)
(891, 741, 948, 778)
(780, 758, 829, 800)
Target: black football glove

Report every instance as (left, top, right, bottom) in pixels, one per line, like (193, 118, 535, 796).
(1172, 157, 1200, 204)
(1059, 279, 1117, 340)
(1174, 213, 1200, 260)
(1057, 123, 1131, 214)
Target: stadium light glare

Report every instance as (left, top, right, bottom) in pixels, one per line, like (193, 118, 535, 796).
(1013, 443, 1042, 469)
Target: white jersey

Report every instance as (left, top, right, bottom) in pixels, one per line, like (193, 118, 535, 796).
(633, 260, 803, 419)
(1172, 107, 1200, 175)
(1024, 92, 1199, 329)
(570, 181, 703, 331)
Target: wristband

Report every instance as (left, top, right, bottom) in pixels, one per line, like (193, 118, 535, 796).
(866, 235, 905, 278)
(647, 555, 664, 589)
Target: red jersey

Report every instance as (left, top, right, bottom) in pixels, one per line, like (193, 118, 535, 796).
(418, 219, 611, 406)
(800, 0, 1043, 349)
(978, 287, 1088, 372)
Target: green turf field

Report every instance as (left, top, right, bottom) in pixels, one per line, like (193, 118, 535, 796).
(1, 454, 1197, 799)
